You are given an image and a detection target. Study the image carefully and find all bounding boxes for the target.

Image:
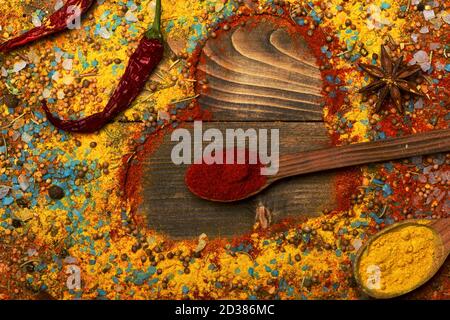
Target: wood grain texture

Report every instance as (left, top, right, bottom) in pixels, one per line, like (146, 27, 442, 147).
(196, 16, 324, 121)
(140, 122, 335, 239)
(137, 17, 332, 239)
(274, 129, 450, 180)
(431, 218, 450, 255)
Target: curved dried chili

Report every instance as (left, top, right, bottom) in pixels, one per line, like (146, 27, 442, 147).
(0, 0, 95, 54)
(42, 0, 164, 133)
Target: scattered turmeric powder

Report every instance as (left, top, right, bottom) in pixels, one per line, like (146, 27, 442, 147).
(356, 222, 442, 298)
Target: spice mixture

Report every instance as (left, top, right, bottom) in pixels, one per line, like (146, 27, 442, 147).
(357, 221, 441, 297)
(0, 0, 448, 300)
(0, 0, 95, 54)
(43, 0, 164, 133)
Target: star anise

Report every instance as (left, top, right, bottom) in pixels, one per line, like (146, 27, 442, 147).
(358, 45, 424, 114)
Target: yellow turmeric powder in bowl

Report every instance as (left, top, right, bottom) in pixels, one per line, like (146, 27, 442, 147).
(355, 221, 443, 299)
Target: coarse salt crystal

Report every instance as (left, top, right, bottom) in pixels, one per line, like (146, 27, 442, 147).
(18, 174, 29, 191)
(21, 132, 32, 143)
(98, 27, 111, 39)
(125, 11, 138, 22)
(42, 88, 51, 98)
(419, 62, 431, 72)
(54, 0, 64, 10)
(352, 239, 363, 251)
(62, 59, 73, 71)
(413, 50, 429, 63)
(158, 110, 170, 121)
(443, 14, 450, 24)
(13, 61, 27, 72)
(148, 0, 156, 11)
(419, 26, 429, 34)
(12, 131, 20, 141)
(423, 9, 435, 21)
(52, 71, 60, 81)
(55, 51, 63, 63)
(0, 186, 9, 200)
(430, 18, 442, 30)
(32, 14, 42, 27)
(366, 4, 392, 29)
(414, 98, 424, 109)
(429, 43, 440, 50)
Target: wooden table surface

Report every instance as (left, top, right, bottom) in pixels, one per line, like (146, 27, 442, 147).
(140, 16, 337, 239)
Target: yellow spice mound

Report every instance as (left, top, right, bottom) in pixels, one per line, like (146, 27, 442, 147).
(358, 224, 439, 297)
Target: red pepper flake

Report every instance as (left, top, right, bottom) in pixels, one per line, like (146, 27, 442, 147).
(334, 168, 362, 211)
(377, 114, 406, 138)
(185, 148, 267, 202)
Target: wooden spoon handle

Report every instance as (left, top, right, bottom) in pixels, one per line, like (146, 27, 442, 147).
(430, 218, 450, 255)
(274, 129, 450, 180)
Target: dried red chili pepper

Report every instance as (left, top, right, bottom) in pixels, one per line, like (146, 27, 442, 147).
(42, 0, 164, 133)
(0, 0, 95, 53)
(185, 148, 267, 202)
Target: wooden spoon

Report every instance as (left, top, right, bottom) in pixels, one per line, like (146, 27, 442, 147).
(353, 218, 450, 299)
(190, 128, 450, 202)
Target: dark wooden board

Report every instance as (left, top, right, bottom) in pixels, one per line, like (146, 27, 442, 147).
(140, 122, 335, 239)
(196, 16, 324, 121)
(136, 16, 334, 239)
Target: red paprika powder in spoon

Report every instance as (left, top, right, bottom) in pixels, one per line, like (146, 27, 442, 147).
(185, 148, 267, 202)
